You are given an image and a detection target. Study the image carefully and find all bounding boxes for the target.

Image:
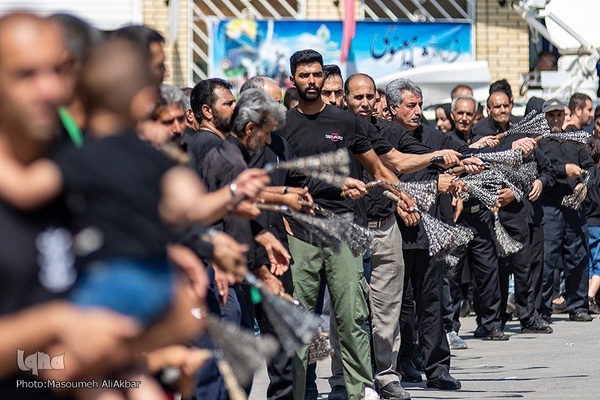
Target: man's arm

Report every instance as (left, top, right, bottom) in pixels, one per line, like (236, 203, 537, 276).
(354, 149, 419, 226)
(379, 148, 461, 174)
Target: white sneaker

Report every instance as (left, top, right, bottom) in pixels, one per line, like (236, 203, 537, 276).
(446, 331, 468, 350)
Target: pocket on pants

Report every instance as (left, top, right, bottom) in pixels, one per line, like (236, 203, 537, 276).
(355, 275, 370, 324)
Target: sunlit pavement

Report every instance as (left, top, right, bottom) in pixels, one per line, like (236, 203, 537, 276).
(250, 313, 600, 399)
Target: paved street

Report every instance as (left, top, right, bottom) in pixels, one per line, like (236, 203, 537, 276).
(250, 313, 600, 399)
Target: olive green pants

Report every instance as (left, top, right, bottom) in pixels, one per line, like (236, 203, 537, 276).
(288, 235, 373, 400)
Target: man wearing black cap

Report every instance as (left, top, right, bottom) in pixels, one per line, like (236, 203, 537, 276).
(538, 98, 595, 322)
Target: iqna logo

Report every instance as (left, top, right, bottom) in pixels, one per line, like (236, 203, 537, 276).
(17, 349, 65, 376)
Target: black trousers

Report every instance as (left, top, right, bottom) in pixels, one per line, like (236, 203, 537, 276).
(451, 208, 502, 333)
(540, 204, 589, 315)
(399, 249, 451, 379)
(497, 214, 536, 326)
(529, 223, 545, 311)
(442, 274, 459, 333)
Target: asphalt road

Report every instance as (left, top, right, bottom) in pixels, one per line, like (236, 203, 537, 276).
(250, 313, 600, 399)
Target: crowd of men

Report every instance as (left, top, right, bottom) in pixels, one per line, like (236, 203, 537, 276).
(2, 10, 600, 400)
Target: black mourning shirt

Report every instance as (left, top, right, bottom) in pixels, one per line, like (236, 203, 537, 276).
(186, 128, 224, 183)
(365, 118, 431, 221)
(538, 137, 595, 204)
(275, 105, 373, 244)
(197, 135, 267, 269)
(56, 134, 174, 265)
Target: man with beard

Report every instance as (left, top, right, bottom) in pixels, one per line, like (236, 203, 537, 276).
(278, 49, 468, 400)
(276, 49, 405, 400)
(188, 78, 276, 399)
(538, 98, 595, 322)
(187, 78, 236, 172)
(321, 64, 345, 108)
(152, 84, 186, 146)
(567, 93, 594, 131)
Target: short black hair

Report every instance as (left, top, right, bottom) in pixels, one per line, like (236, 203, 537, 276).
(587, 137, 600, 164)
(190, 78, 233, 122)
(289, 49, 323, 77)
(49, 13, 103, 67)
(489, 79, 513, 100)
(283, 87, 299, 109)
(111, 25, 164, 62)
(323, 64, 342, 81)
(377, 88, 386, 96)
(569, 92, 592, 113)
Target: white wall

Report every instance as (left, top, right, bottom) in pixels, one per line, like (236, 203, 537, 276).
(0, 0, 143, 30)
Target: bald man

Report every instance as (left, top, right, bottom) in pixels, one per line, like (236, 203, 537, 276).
(0, 14, 71, 149)
(0, 13, 143, 399)
(240, 75, 282, 103)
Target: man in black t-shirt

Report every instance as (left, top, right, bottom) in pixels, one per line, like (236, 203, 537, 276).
(187, 78, 237, 175)
(275, 49, 465, 400)
(0, 14, 145, 399)
(277, 49, 401, 400)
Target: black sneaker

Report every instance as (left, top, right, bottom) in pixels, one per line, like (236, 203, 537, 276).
(476, 326, 510, 340)
(521, 319, 553, 334)
(328, 385, 347, 400)
(589, 297, 600, 314)
(426, 372, 461, 390)
(379, 381, 411, 400)
(569, 311, 593, 321)
(400, 359, 423, 383)
(540, 312, 552, 324)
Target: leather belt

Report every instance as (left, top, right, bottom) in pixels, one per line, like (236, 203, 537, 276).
(368, 213, 395, 229)
(463, 204, 481, 214)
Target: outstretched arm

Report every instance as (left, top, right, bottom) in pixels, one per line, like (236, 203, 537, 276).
(161, 167, 270, 227)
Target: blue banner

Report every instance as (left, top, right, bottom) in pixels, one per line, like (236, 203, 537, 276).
(210, 19, 472, 91)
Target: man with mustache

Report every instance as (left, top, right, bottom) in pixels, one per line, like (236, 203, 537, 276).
(152, 84, 186, 146)
(277, 49, 410, 400)
(347, 74, 461, 397)
(187, 78, 236, 171)
(472, 84, 521, 138)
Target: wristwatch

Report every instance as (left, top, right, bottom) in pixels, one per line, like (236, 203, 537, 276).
(229, 182, 238, 198)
